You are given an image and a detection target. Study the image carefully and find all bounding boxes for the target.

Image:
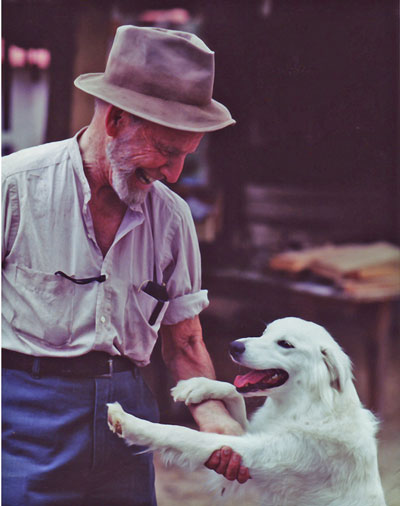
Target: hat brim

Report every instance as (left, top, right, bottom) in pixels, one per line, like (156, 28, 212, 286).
(74, 73, 236, 133)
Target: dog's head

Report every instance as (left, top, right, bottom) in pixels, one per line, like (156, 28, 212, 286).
(230, 317, 352, 406)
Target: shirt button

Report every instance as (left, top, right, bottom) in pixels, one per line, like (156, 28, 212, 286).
(100, 316, 106, 324)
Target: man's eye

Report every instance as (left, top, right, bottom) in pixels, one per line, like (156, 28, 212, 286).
(277, 340, 295, 349)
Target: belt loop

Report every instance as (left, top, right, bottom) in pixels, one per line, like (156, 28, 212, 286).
(32, 358, 41, 379)
(96, 358, 114, 378)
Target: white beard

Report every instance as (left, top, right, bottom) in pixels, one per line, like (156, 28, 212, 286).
(106, 134, 149, 206)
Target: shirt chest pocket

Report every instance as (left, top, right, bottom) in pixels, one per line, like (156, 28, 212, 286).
(126, 286, 170, 331)
(12, 265, 75, 347)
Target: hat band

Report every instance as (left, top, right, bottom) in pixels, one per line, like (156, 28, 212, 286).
(103, 67, 212, 107)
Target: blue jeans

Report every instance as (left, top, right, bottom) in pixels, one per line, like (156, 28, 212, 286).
(2, 366, 159, 506)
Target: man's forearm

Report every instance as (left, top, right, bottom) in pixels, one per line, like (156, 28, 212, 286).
(159, 316, 249, 483)
(160, 316, 216, 382)
(160, 316, 244, 434)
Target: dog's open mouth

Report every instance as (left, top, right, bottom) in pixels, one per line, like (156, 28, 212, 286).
(234, 369, 289, 393)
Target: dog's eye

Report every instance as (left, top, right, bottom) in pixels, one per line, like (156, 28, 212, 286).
(277, 340, 295, 349)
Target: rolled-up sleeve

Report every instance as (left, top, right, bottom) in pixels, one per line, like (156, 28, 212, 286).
(162, 290, 209, 325)
(161, 200, 209, 325)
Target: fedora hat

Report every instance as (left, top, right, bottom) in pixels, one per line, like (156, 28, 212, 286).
(74, 25, 235, 132)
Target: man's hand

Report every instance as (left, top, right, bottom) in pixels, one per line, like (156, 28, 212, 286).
(190, 399, 251, 483)
(205, 446, 250, 483)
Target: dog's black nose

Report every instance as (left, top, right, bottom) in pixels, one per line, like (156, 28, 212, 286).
(229, 341, 245, 358)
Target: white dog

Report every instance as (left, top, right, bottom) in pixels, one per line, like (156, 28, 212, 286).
(108, 317, 386, 506)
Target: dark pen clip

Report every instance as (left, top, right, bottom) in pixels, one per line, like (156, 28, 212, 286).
(141, 280, 169, 326)
(55, 271, 106, 284)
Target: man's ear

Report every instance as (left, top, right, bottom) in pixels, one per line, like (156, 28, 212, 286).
(105, 105, 125, 137)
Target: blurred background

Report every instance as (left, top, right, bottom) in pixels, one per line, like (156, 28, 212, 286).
(2, 0, 400, 504)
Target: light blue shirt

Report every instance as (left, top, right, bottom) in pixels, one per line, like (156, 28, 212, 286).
(2, 131, 209, 366)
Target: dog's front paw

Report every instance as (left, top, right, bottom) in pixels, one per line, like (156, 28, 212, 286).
(107, 402, 126, 437)
(107, 403, 151, 447)
(171, 377, 222, 405)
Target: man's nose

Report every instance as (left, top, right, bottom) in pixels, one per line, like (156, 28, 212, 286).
(160, 156, 185, 183)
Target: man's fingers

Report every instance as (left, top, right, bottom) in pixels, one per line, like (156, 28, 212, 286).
(215, 447, 232, 475)
(205, 447, 251, 483)
(237, 465, 251, 483)
(216, 446, 236, 476)
(224, 451, 242, 481)
(204, 449, 221, 470)
(204, 446, 231, 474)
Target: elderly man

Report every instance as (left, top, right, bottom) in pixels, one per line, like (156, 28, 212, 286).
(2, 25, 248, 505)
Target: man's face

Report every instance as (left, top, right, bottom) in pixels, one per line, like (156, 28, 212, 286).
(106, 119, 204, 206)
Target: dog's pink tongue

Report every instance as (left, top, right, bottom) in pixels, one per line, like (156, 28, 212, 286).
(234, 371, 267, 388)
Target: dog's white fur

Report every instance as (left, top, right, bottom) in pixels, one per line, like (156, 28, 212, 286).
(108, 317, 386, 505)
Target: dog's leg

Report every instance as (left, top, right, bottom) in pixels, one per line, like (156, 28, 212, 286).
(107, 402, 248, 470)
(171, 377, 248, 430)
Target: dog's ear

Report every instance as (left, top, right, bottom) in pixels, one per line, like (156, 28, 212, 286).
(321, 347, 350, 392)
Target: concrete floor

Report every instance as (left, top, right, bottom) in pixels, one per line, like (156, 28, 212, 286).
(153, 327, 400, 506)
